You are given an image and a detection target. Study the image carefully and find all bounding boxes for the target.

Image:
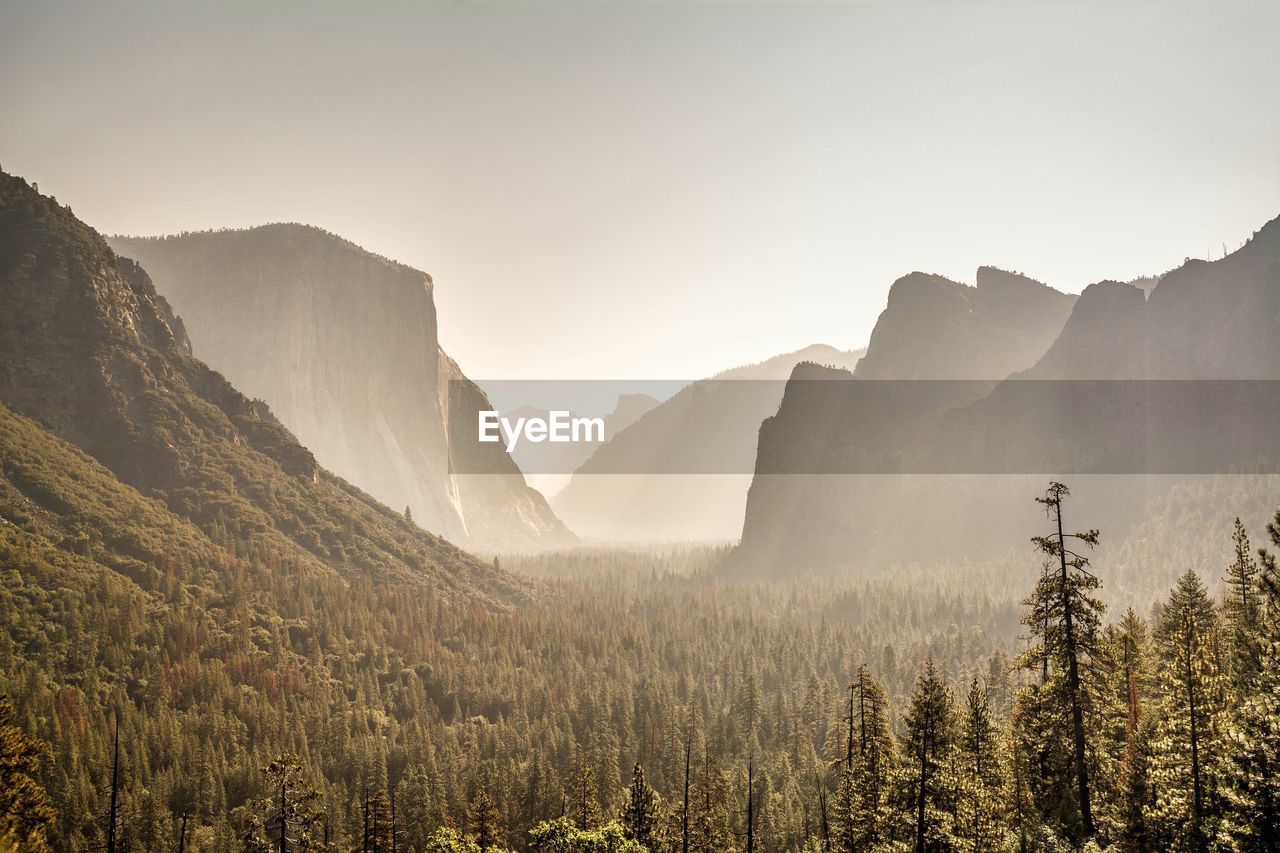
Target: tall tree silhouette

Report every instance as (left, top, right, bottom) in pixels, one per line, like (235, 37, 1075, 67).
(1018, 482, 1103, 840)
(899, 659, 956, 852)
(1151, 571, 1229, 852)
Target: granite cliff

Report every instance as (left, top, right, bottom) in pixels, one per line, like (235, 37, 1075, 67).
(109, 226, 573, 551)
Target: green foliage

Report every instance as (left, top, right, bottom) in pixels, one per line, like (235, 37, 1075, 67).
(1149, 571, 1232, 850)
(954, 678, 1007, 852)
(0, 696, 54, 851)
(1226, 505, 1280, 850)
(619, 764, 664, 850)
(1016, 482, 1108, 843)
(529, 817, 645, 852)
(897, 659, 957, 851)
(240, 754, 326, 852)
(423, 826, 484, 853)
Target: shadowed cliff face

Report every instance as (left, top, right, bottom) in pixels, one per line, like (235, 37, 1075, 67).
(0, 169, 526, 605)
(109, 226, 573, 551)
(734, 231, 1280, 575)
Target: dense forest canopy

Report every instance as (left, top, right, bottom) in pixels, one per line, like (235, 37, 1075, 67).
(3, 457, 1280, 849)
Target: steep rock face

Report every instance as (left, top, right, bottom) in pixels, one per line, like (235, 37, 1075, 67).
(854, 268, 1075, 379)
(1018, 281, 1149, 379)
(552, 344, 863, 543)
(0, 169, 525, 605)
(109, 226, 572, 551)
(437, 349, 576, 551)
(733, 234, 1280, 575)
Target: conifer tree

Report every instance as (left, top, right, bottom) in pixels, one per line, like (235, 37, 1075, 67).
(1227, 507, 1280, 851)
(1106, 608, 1154, 849)
(568, 758, 600, 831)
(619, 763, 663, 850)
(1004, 716, 1037, 853)
(1150, 571, 1230, 851)
(468, 788, 502, 851)
(0, 696, 55, 850)
(833, 665, 894, 851)
(1016, 481, 1105, 842)
(954, 678, 1006, 852)
(690, 750, 733, 853)
(364, 790, 395, 852)
(241, 754, 325, 853)
(1224, 518, 1263, 691)
(898, 659, 956, 852)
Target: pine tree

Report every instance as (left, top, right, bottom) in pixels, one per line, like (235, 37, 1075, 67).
(898, 659, 956, 852)
(241, 754, 325, 853)
(363, 791, 395, 853)
(690, 750, 733, 853)
(1016, 481, 1105, 842)
(833, 665, 895, 851)
(568, 757, 600, 831)
(1107, 608, 1154, 850)
(954, 678, 1006, 852)
(1227, 507, 1280, 851)
(0, 696, 55, 850)
(1150, 571, 1230, 851)
(468, 788, 502, 851)
(1224, 518, 1263, 692)
(620, 763, 663, 849)
(1005, 714, 1037, 853)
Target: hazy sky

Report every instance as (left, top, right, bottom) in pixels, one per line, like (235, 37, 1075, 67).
(3, 0, 1278, 379)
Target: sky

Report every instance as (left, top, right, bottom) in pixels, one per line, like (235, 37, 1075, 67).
(2, 0, 1278, 379)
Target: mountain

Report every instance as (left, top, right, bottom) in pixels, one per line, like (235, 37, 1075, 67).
(0, 169, 525, 605)
(733, 232, 1280, 574)
(107, 226, 572, 552)
(854, 267, 1075, 379)
(1020, 220, 1280, 380)
(551, 344, 863, 542)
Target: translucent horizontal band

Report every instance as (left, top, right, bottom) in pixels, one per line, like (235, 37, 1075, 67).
(450, 379, 1280, 475)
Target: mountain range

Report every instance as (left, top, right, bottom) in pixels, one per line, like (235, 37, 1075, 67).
(733, 220, 1280, 574)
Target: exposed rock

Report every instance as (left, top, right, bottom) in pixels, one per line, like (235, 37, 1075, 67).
(109, 225, 573, 551)
(854, 268, 1075, 379)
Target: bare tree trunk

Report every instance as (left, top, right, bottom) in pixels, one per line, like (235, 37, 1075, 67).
(1185, 618, 1204, 851)
(1055, 499, 1095, 837)
(682, 735, 690, 853)
(107, 719, 119, 853)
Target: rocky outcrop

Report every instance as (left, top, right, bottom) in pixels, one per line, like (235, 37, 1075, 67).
(109, 225, 573, 551)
